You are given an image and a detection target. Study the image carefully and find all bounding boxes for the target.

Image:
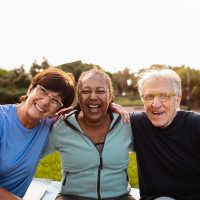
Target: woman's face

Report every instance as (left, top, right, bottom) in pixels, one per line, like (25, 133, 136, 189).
(22, 85, 62, 122)
(78, 73, 112, 123)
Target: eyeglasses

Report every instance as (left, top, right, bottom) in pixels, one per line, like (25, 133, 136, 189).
(141, 92, 176, 103)
(36, 85, 63, 109)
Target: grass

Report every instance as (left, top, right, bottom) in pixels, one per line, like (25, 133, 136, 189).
(128, 153, 139, 187)
(35, 152, 139, 188)
(35, 152, 62, 181)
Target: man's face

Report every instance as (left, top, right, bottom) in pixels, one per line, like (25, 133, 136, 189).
(142, 78, 181, 128)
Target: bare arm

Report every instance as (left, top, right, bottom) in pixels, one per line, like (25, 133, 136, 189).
(110, 103, 130, 123)
(0, 188, 22, 200)
(55, 106, 74, 117)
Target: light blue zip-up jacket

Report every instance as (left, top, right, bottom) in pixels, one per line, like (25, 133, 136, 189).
(43, 111, 133, 199)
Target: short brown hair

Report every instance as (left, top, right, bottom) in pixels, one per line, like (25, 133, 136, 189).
(20, 67, 76, 108)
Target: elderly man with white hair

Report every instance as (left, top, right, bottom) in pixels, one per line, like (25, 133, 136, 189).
(129, 69, 200, 200)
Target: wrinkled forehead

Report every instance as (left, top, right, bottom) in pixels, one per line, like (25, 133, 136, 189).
(142, 77, 174, 94)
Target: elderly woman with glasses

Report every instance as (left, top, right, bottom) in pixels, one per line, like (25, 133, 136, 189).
(43, 68, 135, 200)
(0, 68, 75, 200)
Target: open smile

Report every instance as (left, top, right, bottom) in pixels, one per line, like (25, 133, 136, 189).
(88, 104, 101, 113)
(35, 103, 46, 113)
(152, 111, 165, 116)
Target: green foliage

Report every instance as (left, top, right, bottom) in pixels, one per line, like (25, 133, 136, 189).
(29, 58, 50, 77)
(0, 66, 30, 104)
(1, 62, 200, 109)
(0, 68, 8, 77)
(175, 66, 200, 108)
(35, 151, 139, 188)
(112, 68, 138, 96)
(128, 153, 139, 187)
(56, 60, 101, 82)
(35, 152, 62, 181)
(0, 87, 27, 104)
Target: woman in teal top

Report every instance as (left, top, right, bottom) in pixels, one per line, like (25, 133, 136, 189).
(43, 68, 135, 200)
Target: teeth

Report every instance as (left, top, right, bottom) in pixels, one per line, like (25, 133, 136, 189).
(153, 111, 164, 115)
(88, 104, 100, 113)
(35, 104, 45, 112)
(88, 105, 99, 108)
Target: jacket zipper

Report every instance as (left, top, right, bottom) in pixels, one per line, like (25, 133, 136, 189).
(64, 112, 121, 199)
(125, 169, 129, 181)
(97, 155, 103, 200)
(62, 171, 68, 185)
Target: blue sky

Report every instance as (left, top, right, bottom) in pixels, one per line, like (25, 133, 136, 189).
(0, 0, 200, 73)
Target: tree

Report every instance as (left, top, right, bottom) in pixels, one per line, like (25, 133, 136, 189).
(112, 68, 136, 96)
(0, 66, 30, 104)
(57, 60, 101, 81)
(29, 58, 51, 77)
(29, 60, 42, 77)
(41, 57, 50, 70)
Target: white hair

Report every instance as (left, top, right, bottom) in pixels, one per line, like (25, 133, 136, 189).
(137, 69, 182, 96)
